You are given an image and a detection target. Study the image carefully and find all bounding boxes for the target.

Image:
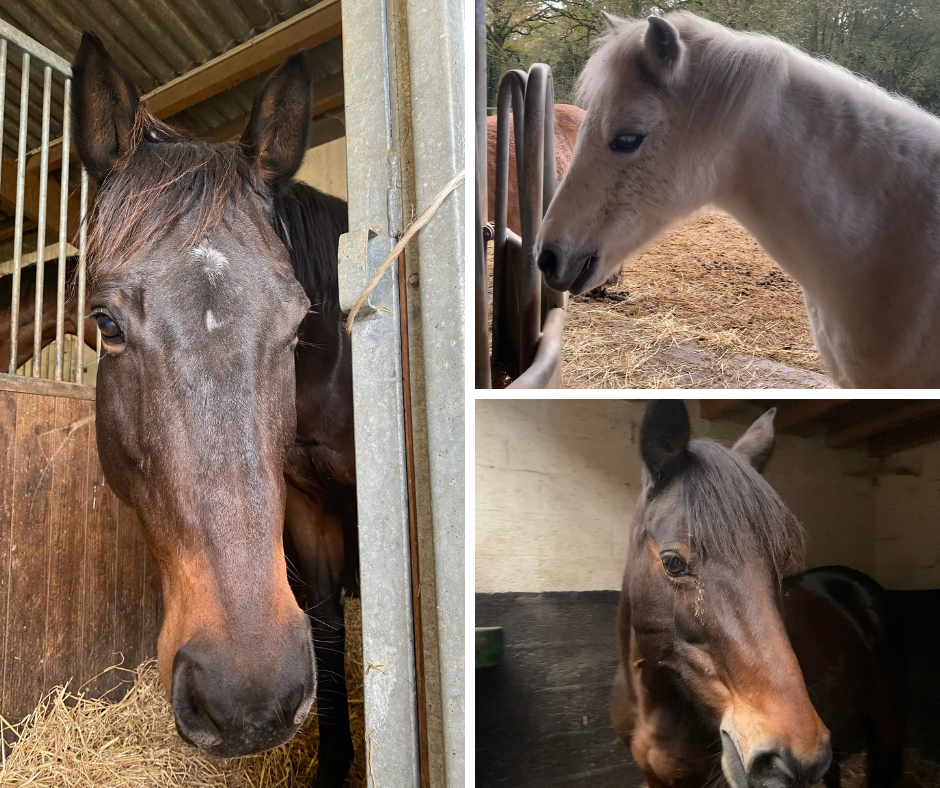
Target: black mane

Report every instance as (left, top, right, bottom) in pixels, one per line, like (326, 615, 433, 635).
(272, 181, 348, 319)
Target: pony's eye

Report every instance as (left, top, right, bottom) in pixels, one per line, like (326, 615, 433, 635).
(94, 313, 123, 340)
(661, 551, 688, 576)
(609, 133, 645, 153)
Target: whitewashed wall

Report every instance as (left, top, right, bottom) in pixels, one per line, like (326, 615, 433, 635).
(296, 136, 347, 199)
(475, 399, 939, 593)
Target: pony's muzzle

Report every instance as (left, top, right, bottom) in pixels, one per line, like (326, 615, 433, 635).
(170, 619, 317, 758)
(536, 242, 601, 294)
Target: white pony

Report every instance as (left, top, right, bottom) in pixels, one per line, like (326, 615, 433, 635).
(536, 12, 940, 388)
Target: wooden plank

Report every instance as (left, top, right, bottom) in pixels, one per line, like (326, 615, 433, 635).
(774, 399, 851, 432)
(0, 373, 96, 402)
(867, 413, 940, 458)
(827, 400, 940, 447)
(699, 400, 745, 420)
(28, 0, 343, 174)
(42, 398, 92, 693)
(0, 151, 82, 237)
(112, 503, 146, 690)
(0, 391, 18, 724)
(0, 217, 36, 244)
(140, 545, 162, 664)
(82, 438, 121, 699)
(199, 72, 345, 143)
(3, 393, 55, 724)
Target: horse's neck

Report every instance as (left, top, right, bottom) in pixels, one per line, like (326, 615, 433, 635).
(294, 311, 353, 448)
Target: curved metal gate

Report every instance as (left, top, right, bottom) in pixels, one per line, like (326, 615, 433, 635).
(475, 16, 567, 389)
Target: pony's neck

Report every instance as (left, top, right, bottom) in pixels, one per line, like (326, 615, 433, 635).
(710, 57, 940, 384)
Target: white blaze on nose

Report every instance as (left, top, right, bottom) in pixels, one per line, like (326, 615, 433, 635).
(205, 310, 220, 332)
(193, 244, 229, 285)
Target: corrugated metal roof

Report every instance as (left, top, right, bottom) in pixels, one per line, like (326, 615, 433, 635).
(0, 0, 343, 159)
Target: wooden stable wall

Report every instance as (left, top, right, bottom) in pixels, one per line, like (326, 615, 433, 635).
(0, 386, 161, 730)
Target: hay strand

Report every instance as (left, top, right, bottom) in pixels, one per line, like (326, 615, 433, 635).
(0, 601, 366, 788)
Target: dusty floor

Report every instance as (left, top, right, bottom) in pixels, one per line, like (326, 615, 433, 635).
(562, 211, 831, 388)
(483, 210, 826, 389)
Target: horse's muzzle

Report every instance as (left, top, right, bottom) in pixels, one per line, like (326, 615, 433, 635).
(170, 620, 316, 757)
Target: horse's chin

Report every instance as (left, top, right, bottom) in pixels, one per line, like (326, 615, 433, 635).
(566, 254, 604, 294)
(179, 723, 301, 759)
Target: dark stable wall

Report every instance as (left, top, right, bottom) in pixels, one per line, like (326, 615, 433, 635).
(476, 589, 940, 788)
(0, 389, 162, 742)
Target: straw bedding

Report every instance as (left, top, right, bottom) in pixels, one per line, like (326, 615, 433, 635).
(0, 600, 366, 788)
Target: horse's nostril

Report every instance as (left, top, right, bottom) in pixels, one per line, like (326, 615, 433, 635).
(748, 749, 799, 788)
(537, 248, 558, 277)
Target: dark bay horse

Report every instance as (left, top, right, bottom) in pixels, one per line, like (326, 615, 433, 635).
(65, 34, 355, 787)
(613, 400, 905, 788)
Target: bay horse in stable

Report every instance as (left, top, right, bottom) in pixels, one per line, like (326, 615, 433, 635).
(66, 34, 355, 787)
(537, 12, 940, 387)
(615, 400, 905, 788)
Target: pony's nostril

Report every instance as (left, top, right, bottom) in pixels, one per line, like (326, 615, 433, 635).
(537, 248, 558, 277)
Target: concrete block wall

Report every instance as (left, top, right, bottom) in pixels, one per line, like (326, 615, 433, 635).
(296, 136, 348, 199)
(475, 399, 939, 593)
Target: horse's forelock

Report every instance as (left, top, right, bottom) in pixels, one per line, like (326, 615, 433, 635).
(85, 108, 265, 282)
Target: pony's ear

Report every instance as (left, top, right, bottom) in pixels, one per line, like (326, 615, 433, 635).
(601, 11, 621, 30)
(241, 51, 311, 190)
(72, 32, 140, 182)
(642, 16, 685, 83)
(733, 408, 777, 472)
(641, 400, 690, 485)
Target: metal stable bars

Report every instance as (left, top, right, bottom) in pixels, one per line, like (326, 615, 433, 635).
(0, 18, 91, 385)
(476, 57, 566, 388)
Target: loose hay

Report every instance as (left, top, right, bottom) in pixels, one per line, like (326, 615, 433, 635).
(0, 600, 366, 788)
(562, 211, 828, 388)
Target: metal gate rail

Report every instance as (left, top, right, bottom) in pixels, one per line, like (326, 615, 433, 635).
(0, 17, 91, 388)
(476, 53, 565, 388)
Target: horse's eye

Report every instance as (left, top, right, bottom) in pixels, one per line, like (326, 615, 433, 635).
(94, 313, 122, 340)
(661, 551, 688, 576)
(609, 133, 645, 153)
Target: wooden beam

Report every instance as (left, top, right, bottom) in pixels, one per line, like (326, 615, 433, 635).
(827, 400, 940, 447)
(27, 0, 342, 174)
(0, 152, 81, 238)
(699, 400, 746, 420)
(199, 73, 344, 143)
(0, 217, 36, 244)
(774, 399, 850, 432)
(0, 372, 95, 401)
(867, 413, 940, 457)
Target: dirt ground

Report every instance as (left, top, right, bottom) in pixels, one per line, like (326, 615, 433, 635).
(561, 211, 832, 389)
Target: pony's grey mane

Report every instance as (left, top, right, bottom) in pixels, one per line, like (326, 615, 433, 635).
(577, 12, 927, 137)
(643, 437, 805, 581)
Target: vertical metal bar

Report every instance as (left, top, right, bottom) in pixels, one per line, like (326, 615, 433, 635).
(55, 77, 71, 381)
(474, 0, 491, 388)
(76, 169, 88, 383)
(401, 0, 466, 775)
(8, 51, 30, 375)
(32, 65, 52, 376)
(338, 0, 421, 782)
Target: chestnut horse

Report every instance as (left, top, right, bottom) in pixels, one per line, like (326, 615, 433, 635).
(485, 103, 584, 234)
(615, 400, 905, 788)
(0, 258, 98, 373)
(58, 35, 356, 787)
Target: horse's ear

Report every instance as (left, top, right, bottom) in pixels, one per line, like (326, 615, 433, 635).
(733, 408, 776, 472)
(72, 32, 140, 182)
(242, 51, 311, 190)
(643, 16, 685, 83)
(641, 400, 690, 485)
(601, 11, 620, 31)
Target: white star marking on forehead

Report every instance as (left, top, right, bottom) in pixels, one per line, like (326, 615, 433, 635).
(193, 244, 229, 285)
